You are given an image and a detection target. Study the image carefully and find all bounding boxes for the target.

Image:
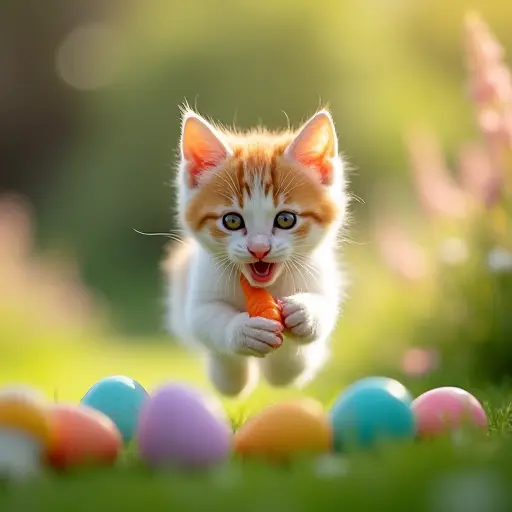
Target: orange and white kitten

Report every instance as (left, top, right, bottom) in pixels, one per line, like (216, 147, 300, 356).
(164, 108, 348, 397)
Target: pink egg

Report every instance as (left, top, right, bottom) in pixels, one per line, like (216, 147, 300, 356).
(412, 387, 488, 438)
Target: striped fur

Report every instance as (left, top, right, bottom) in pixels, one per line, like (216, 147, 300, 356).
(164, 108, 348, 397)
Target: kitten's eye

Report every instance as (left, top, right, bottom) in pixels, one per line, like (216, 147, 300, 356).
(274, 211, 297, 230)
(222, 213, 245, 231)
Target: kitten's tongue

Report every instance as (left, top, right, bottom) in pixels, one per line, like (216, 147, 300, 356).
(251, 261, 272, 277)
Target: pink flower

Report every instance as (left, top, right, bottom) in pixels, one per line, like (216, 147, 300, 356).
(464, 12, 512, 163)
(457, 142, 502, 207)
(405, 128, 467, 218)
(465, 12, 511, 106)
(402, 347, 439, 377)
(376, 221, 430, 282)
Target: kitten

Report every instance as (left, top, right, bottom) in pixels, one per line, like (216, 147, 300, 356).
(163, 108, 349, 397)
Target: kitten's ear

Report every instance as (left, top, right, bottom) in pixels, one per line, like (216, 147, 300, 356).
(284, 110, 338, 185)
(180, 111, 232, 187)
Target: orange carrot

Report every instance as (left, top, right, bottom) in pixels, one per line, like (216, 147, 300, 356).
(240, 274, 283, 326)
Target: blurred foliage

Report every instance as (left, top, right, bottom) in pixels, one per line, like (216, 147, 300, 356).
(2, 2, 512, 399)
(23, 0, 511, 332)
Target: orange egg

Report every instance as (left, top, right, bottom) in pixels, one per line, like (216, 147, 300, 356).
(46, 404, 122, 469)
(234, 398, 332, 462)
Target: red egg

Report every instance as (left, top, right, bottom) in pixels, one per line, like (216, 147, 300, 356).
(412, 387, 488, 438)
(46, 404, 122, 469)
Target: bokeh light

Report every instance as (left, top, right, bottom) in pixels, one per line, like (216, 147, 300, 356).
(1, 0, 512, 414)
(401, 348, 440, 377)
(438, 238, 469, 266)
(55, 22, 124, 91)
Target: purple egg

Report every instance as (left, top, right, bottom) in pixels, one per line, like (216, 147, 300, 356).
(137, 382, 232, 469)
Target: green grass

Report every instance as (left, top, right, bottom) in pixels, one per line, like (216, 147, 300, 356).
(1, 258, 511, 511)
(0, 394, 511, 511)
(1, 315, 511, 512)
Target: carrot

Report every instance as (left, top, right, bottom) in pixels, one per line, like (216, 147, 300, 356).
(240, 274, 283, 332)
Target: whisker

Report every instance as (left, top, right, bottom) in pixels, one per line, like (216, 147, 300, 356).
(215, 172, 240, 203)
(284, 260, 301, 294)
(291, 260, 307, 292)
(337, 234, 370, 246)
(219, 265, 233, 290)
(348, 192, 365, 205)
(133, 229, 184, 244)
(279, 170, 302, 198)
(212, 258, 233, 288)
(225, 171, 242, 201)
(282, 261, 293, 290)
(275, 166, 293, 196)
(219, 190, 237, 203)
(289, 258, 316, 289)
(211, 254, 241, 296)
(228, 262, 239, 297)
(274, 166, 295, 198)
(214, 176, 236, 199)
(291, 255, 321, 274)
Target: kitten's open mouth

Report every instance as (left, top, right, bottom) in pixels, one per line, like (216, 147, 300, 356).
(248, 261, 276, 284)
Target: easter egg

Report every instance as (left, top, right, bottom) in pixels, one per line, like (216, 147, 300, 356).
(330, 376, 415, 451)
(137, 382, 232, 469)
(81, 375, 148, 444)
(233, 398, 332, 462)
(412, 387, 488, 438)
(0, 391, 53, 480)
(0, 384, 47, 403)
(46, 404, 122, 469)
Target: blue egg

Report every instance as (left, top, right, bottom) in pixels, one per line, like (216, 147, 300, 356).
(330, 376, 416, 451)
(81, 375, 148, 444)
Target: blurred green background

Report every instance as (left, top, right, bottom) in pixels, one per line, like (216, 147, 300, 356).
(1, 0, 512, 409)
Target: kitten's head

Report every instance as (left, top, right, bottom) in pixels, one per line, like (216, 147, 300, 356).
(175, 108, 347, 287)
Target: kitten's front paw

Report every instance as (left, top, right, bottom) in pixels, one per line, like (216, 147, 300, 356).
(279, 295, 319, 344)
(227, 313, 283, 358)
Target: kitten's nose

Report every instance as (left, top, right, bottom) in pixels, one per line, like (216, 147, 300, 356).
(247, 234, 271, 260)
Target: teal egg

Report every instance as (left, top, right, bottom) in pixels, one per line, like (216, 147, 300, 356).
(330, 376, 416, 451)
(81, 375, 148, 444)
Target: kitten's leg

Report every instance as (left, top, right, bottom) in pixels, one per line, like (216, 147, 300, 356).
(261, 292, 337, 387)
(260, 336, 329, 387)
(206, 353, 259, 397)
(187, 302, 282, 396)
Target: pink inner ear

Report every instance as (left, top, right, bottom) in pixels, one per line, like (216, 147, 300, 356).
(187, 154, 224, 187)
(181, 115, 230, 187)
(298, 153, 334, 185)
(286, 112, 337, 185)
